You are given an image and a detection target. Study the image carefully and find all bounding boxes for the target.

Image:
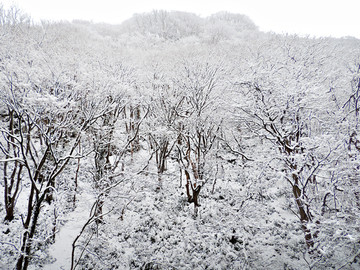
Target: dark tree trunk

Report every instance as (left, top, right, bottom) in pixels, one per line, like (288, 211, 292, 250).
(16, 192, 45, 270)
(292, 173, 314, 248)
(3, 111, 23, 221)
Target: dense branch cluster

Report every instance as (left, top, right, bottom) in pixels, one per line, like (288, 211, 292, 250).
(0, 6, 360, 270)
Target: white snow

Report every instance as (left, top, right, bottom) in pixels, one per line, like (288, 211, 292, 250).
(43, 181, 95, 270)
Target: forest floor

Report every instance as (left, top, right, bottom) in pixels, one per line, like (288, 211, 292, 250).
(44, 181, 95, 270)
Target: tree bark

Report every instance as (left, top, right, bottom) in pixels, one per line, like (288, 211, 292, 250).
(16, 192, 45, 270)
(292, 173, 314, 248)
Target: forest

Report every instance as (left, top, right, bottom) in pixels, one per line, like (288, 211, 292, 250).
(0, 6, 360, 270)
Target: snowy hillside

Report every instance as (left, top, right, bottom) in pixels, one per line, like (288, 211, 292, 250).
(0, 7, 360, 270)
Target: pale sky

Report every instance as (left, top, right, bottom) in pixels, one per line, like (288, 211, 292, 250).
(2, 0, 360, 38)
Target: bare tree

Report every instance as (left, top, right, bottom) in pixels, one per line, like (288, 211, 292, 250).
(236, 37, 338, 248)
(144, 73, 184, 188)
(0, 80, 90, 269)
(174, 61, 224, 216)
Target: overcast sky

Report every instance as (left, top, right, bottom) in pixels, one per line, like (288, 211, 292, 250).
(2, 0, 360, 38)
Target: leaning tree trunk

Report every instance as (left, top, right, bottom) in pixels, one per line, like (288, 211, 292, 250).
(4, 161, 23, 221)
(292, 172, 314, 248)
(16, 188, 47, 270)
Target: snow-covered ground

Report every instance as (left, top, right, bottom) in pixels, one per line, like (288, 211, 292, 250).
(43, 181, 95, 270)
(1, 9, 360, 270)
